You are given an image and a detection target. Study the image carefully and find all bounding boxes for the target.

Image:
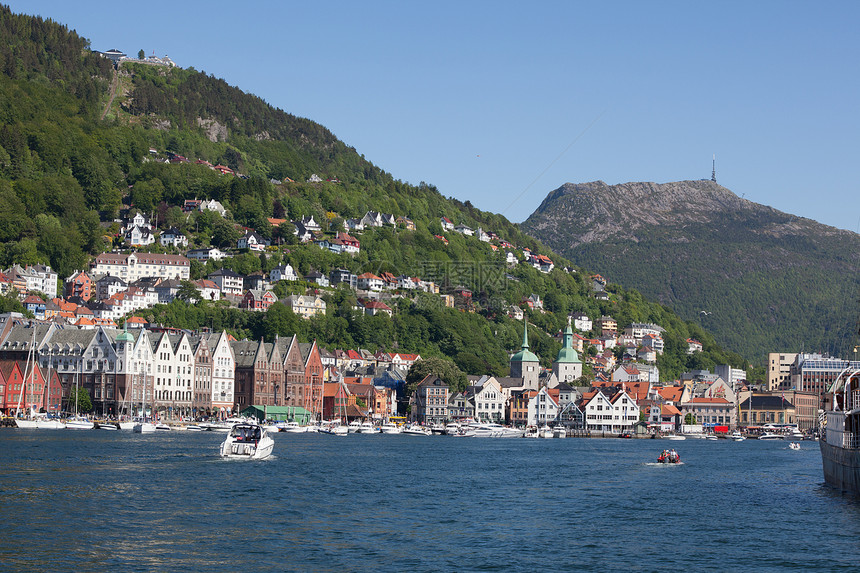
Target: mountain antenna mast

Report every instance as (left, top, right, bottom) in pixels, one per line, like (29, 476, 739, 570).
(711, 154, 717, 183)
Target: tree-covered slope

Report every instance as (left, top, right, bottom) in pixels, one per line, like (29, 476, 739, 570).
(0, 4, 751, 380)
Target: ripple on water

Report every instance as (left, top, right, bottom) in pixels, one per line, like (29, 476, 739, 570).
(0, 431, 858, 571)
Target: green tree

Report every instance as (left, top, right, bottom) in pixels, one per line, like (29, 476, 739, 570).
(176, 280, 202, 303)
(405, 357, 468, 394)
(68, 386, 93, 414)
(138, 49, 145, 59)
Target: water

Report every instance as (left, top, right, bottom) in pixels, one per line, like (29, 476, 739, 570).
(2, 431, 860, 572)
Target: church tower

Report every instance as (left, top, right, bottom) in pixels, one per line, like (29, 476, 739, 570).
(509, 318, 540, 390)
(552, 318, 582, 384)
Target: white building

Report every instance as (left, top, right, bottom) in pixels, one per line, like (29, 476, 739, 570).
(527, 387, 560, 426)
(468, 377, 505, 422)
(151, 331, 195, 420)
(270, 264, 298, 282)
(186, 247, 227, 262)
(90, 253, 190, 282)
(208, 269, 243, 297)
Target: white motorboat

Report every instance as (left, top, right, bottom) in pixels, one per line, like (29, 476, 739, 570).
(97, 422, 118, 430)
(666, 435, 686, 441)
(784, 430, 805, 441)
(347, 420, 362, 433)
(154, 423, 171, 431)
(759, 433, 783, 440)
(319, 422, 348, 436)
(731, 431, 746, 441)
(66, 418, 95, 430)
(184, 424, 203, 431)
(133, 421, 156, 433)
(461, 422, 525, 438)
(280, 421, 310, 433)
(401, 424, 432, 436)
(444, 423, 461, 436)
(430, 423, 446, 435)
(357, 420, 378, 433)
(553, 426, 567, 438)
(219, 423, 274, 460)
(379, 422, 402, 434)
(789, 442, 801, 450)
(538, 425, 554, 439)
(117, 421, 136, 430)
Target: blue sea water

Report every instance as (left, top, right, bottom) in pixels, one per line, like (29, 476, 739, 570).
(1, 430, 859, 572)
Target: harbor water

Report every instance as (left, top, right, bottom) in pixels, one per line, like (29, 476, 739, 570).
(2, 430, 860, 572)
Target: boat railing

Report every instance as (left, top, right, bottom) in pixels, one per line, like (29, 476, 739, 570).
(844, 432, 860, 449)
(849, 390, 860, 411)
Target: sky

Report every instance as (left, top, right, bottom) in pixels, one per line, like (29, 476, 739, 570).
(9, 0, 860, 232)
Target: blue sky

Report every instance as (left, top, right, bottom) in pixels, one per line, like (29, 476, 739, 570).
(10, 0, 860, 231)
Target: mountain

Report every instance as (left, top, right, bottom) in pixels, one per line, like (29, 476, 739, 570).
(521, 179, 860, 360)
(0, 5, 751, 381)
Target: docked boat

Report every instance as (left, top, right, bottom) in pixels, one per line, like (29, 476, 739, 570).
(461, 422, 524, 438)
(379, 422, 401, 435)
(758, 433, 783, 440)
(666, 435, 686, 441)
(66, 418, 95, 430)
(538, 425, 554, 439)
(401, 424, 432, 436)
(133, 419, 156, 433)
(430, 423, 446, 435)
(154, 423, 171, 431)
(731, 431, 746, 441)
(219, 423, 274, 460)
(657, 449, 681, 464)
(357, 420, 378, 434)
(553, 426, 567, 438)
(820, 362, 860, 494)
(280, 421, 310, 433)
(443, 422, 461, 436)
(783, 429, 805, 441)
(319, 421, 348, 436)
(96, 421, 118, 430)
(347, 420, 362, 433)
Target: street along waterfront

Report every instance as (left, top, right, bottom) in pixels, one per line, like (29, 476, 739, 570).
(1, 430, 858, 572)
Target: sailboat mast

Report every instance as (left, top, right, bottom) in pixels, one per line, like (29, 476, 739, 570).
(14, 327, 37, 417)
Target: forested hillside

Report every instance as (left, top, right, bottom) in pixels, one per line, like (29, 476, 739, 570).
(0, 5, 751, 381)
(522, 180, 860, 361)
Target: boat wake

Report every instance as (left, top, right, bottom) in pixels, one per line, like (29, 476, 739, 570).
(644, 462, 685, 467)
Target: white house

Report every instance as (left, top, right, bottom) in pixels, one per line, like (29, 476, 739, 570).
(527, 387, 560, 426)
(238, 231, 268, 251)
(159, 227, 188, 248)
(186, 247, 227, 262)
(454, 224, 474, 236)
(572, 312, 592, 332)
(468, 377, 505, 422)
(270, 264, 298, 282)
(208, 268, 243, 297)
(581, 390, 616, 432)
(356, 273, 384, 292)
(199, 199, 228, 217)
